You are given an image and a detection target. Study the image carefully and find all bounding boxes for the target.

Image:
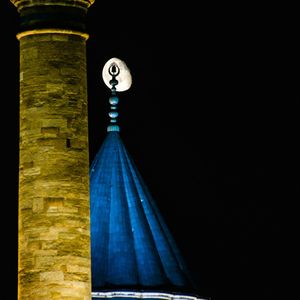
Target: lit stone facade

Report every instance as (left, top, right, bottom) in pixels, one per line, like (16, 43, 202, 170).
(11, 0, 94, 299)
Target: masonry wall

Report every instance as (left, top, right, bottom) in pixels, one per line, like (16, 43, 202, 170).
(18, 32, 91, 299)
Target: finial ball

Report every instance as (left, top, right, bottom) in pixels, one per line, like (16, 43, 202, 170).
(109, 96, 119, 105)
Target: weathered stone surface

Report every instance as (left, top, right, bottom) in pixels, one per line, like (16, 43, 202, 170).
(18, 32, 91, 299)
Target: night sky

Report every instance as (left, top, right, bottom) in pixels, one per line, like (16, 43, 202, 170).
(1, 2, 283, 299)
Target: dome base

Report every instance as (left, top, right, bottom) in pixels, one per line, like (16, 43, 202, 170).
(92, 290, 209, 300)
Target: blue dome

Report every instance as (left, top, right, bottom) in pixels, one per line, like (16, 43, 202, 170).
(90, 132, 196, 293)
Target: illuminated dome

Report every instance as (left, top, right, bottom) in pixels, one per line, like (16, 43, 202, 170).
(90, 132, 208, 300)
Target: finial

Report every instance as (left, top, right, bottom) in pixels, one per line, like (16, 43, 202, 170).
(102, 58, 132, 132)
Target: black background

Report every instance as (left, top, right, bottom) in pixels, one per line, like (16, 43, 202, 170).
(1, 1, 285, 299)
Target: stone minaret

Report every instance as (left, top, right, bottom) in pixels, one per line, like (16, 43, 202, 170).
(10, 1, 95, 299)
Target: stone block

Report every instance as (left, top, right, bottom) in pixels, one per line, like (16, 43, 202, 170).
(40, 271, 64, 282)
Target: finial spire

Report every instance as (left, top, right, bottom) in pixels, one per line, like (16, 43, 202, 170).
(107, 63, 120, 132)
(102, 57, 132, 133)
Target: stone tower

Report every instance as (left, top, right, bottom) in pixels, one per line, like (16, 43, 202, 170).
(10, 1, 95, 299)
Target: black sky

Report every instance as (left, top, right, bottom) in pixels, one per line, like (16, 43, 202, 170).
(1, 2, 284, 300)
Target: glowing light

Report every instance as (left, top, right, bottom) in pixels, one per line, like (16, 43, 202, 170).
(16, 29, 89, 40)
(91, 290, 208, 300)
(102, 57, 132, 92)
